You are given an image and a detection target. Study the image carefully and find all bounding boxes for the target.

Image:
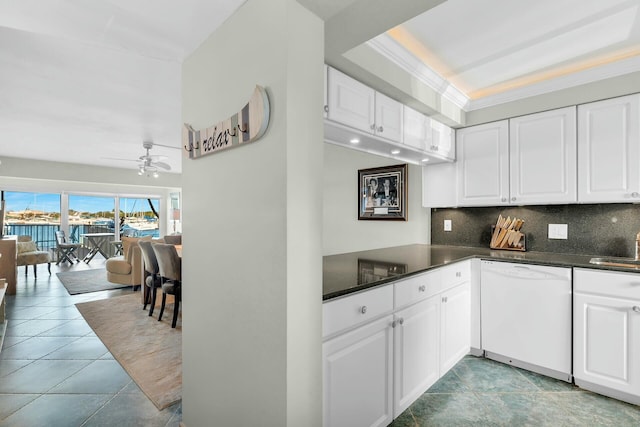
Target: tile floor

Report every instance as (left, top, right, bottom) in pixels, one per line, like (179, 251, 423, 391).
(0, 259, 181, 427)
(391, 355, 640, 427)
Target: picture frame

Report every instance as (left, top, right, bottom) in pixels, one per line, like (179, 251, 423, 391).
(358, 163, 407, 221)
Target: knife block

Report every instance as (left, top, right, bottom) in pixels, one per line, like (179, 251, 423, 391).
(490, 225, 526, 251)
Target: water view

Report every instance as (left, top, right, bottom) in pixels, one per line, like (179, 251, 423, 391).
(2, 192, 160, 250)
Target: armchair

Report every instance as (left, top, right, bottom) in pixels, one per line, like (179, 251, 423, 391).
(105, 236, 150, 288)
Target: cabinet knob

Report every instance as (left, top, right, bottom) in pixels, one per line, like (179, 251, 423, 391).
(455, 272, 461, 277)
(511, 197, 516, 202)
(632, 192, 639, 198)
(633, 306, 640, 313)
(398, 317, 404, 325)
(370, 124, 376, 130)
(391, 319, 397, 328)
(360, 306, 367, 314)
(501, 197, 507, 202)
(377, 126, 384, 133)
(418, 285, 426, 292)
(323, 105, 329, 113)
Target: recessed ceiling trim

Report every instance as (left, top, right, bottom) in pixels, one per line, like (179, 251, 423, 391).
(467, 54, 640, 111)
(367, 34, 470, 111)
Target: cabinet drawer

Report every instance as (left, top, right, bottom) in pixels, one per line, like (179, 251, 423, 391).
(323, 285, 394, 338)
(394, 269, 441, 309)
(441, 261, 471, 291)
(574, 268, 640, 300)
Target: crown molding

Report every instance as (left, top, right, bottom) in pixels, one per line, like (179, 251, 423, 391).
(366, 35, 470, 111)
(466, 55, 640, 110)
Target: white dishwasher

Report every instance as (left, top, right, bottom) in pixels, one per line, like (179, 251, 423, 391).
(481, 260, 572, 382)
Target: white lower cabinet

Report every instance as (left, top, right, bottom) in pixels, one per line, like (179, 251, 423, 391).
(323, 262, 471, 427)
(393, 295, 440, 416)
(573, 268, 640, 404)
(323, 315, 394, 427)
(440, 282, 471, 373)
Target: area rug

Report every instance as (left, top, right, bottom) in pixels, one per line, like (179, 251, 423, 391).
(76, 293, 181, 410)
(56, 268, 129, 295)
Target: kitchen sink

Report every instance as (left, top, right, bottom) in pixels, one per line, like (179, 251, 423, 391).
(589, 257, 640, 268)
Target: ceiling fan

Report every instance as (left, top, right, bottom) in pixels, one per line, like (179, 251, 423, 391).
(105, 141, 177, 178)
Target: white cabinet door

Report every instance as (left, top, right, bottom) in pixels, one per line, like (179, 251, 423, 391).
(578, 94, 640, 203)
(509, 106, 577, 204)
(440, 281, 471, 373)
(327, 67, 375, 134)
(403, 106, 429, 151)
(323, 315, 394, 427)
(422, 162, 457, 207)
(393, 296, 440, 416)
(430, 120, 455, 160)
(456, 120, 509, 206)
(574, 293, 640, 398)
(374, 92, 403, 142)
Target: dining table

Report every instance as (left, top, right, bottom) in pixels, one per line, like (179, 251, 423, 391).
(81, 232, 115, 263)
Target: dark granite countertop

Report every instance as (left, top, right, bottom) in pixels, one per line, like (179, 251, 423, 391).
(323, 244, 640, 301)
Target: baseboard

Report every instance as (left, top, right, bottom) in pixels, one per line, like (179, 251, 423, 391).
(484, 351, 572, 383)
(469, 347, 484, 357)
(575, 379, 640, 406)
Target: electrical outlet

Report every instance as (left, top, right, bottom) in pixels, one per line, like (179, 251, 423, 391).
(548, 224, 568, 239)
(444, 219, 452, 232)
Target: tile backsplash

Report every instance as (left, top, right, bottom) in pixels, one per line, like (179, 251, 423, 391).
(431, 204, 640, 257)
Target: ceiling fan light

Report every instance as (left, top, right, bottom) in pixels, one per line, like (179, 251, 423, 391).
(152, 171, 159, 178)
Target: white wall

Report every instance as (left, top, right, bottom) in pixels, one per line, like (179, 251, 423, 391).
(323, 143, 431, 255)
(181, 1, 323, 426)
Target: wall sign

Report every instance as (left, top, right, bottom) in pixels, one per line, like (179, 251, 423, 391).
(183, 85, 270, 159)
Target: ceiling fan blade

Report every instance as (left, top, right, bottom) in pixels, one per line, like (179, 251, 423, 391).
(152, 143, 181, 150)
(102, 157, 140, 163)
(152, 161, 171, 170)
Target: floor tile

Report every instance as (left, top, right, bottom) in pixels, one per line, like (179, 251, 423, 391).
(0, 360, 33, 378)
(42, 336, 109, 360)
(452, 357, 538, 393)
(0, 359, 91, 393)
(83, 392, 177, 427)
(5, 306, 58, 320)
(0, 394, 40, 420)
(0, 336, 79, 360)
(5, 319, 71, 337)
(49, 359, 131, 394)
(35, 306, 82, 320)
(477, 392, 575, 426)
(37, 319, 93, 337)
(427, 369, 470, 394)
(0, 394, 111, 427)
(514, 367, 578, 392)
(553, 391, 640, 426)
(410, 392, 495, 426)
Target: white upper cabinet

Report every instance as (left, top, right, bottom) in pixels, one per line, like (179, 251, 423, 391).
(327, 67, 375, 133)
(456, 120, 510, 206)
(509, 106, 577, 205)
(403, 106, 429, 151)
(430, 119, 455, 160)
(375, 92, 404, 142)
(578, 94, 640, 203)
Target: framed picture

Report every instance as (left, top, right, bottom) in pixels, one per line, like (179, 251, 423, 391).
(358, 163, 407, 221)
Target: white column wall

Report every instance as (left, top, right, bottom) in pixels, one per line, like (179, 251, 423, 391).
(181, 1, 323, 426)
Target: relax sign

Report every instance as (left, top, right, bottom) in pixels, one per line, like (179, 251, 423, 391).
(183, 85, 270, 159)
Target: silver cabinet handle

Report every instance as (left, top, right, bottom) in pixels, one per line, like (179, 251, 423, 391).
(360, 306, 367, 314)
(391, 319, 397, 328)
(501, 197, 507, 202)
(632, 192, 639, 198)
(398, 317, 404, 325)
(370, 124, 376, 130)
(377, 126, 384, 133)
(455, 272, 461, 277)
(633, 306, 640, 313)
(323, 105, 329, 113)
(418, 285, 426, 292)
(511, 197, 516, 201)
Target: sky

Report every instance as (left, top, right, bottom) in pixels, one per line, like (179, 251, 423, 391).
(2, 192, 159, 214)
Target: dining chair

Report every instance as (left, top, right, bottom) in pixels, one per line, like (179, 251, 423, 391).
(55, 230, 81, 265)
(152, 242, 182, 328)
(163, 234, 182, 245)
(138, 240, 162, 316)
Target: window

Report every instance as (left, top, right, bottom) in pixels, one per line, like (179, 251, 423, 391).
(2, 191, 61, 250)
(119, 197, 160, 238)
(68, 195, 115, 243)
